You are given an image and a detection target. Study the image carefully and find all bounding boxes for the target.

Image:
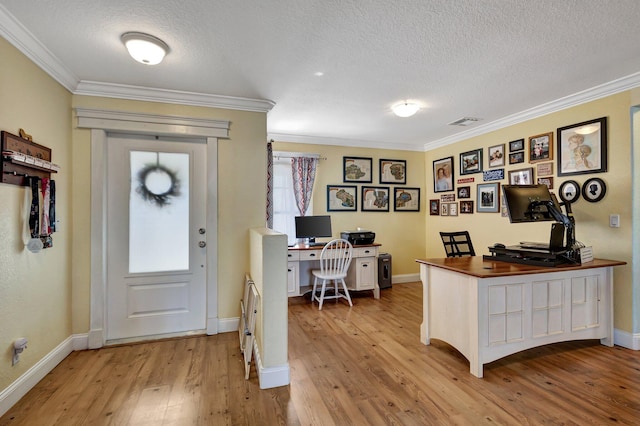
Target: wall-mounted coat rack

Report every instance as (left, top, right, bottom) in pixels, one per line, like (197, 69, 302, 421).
(1, 130, 59, 186)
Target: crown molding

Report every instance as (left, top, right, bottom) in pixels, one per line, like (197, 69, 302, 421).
(268, 132, 424, 152)
(75, 81, 275, 113)
(0, 5, 79, 91)
(0, 5, 274, 113)
(424, 71, 640, 151)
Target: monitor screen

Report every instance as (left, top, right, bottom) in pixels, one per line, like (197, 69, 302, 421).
(502, 184, 562, 223)
(294, 215, 332, 243)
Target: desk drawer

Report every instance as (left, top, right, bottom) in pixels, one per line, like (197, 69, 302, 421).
(352, 247, 378, 258)
(299, 250, 321, 261)
(287, 250, 300, 261)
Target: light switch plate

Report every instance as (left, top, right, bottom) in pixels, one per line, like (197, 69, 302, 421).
(609, 214, 620, 228)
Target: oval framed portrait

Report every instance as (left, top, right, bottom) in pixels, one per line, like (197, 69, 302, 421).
(582, 177, 606, 202)
(558, 180, 580, 204)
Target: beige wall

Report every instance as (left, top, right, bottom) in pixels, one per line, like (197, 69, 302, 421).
(0, 38, 73, 389)
(272, 142, 426, 277)
(425, 92, 634, 332)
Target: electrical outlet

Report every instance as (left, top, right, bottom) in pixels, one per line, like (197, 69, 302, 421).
(12, 353, 19, 366)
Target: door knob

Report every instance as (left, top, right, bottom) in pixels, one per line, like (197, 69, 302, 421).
(198, 241, 206, 248)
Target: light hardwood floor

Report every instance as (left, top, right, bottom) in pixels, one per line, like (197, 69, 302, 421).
(2, 282, 639, 425)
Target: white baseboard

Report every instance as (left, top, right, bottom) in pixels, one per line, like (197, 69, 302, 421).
(392, 273, 420, 284)
(614, 328, 640, 350)
(0, 335, 77, 417)
(252, 340, 290, 389)
(218, 317, 240, 333)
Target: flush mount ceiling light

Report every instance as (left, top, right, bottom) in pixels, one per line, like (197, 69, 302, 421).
(392, 102, 420, 118)
(121, 32, 169, 65)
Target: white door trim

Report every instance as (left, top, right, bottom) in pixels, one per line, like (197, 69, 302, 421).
(76, 108, 228, 349)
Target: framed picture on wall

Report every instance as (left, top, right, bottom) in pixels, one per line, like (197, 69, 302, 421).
(460, 149, 483, 175)
(528, 132, 553, 163)
(509, 138, 524, 152)
(509, 152, 525, 164)
(326, 185, 357, 211)
(361, 186, 390, 212)
(394, 187, 420, 211)
(460, 200, 474, 214)
(429, 199, 440, 215)
(508, 167, 534, 185)
(433, 156, 454, 193)
(488, 144, 505, 168)
(379, 159, 406, 184)
(476, 183, 500, 213)
(343, 156, 372, 183)
(557, 117, 607, 176)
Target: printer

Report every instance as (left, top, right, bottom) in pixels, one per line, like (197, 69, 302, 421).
(340, 230, 375, 245)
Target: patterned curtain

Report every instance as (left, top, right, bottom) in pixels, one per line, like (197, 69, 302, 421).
(291, 156, 318, 216)
(266, 141, 273, 228)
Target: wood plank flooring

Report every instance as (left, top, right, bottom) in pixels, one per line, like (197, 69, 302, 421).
(1, 282, 639, 425)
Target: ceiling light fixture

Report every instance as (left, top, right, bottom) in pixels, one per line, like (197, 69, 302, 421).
(392, 102, 420, 118)
(121, 32, 169, 65)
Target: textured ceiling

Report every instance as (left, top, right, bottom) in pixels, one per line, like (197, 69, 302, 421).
(1, 0, 640, 151)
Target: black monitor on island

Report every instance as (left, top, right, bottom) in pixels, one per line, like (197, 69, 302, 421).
(485, 184, 582, 266)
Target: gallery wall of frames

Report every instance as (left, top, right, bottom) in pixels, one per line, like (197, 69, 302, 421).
(327, 156, 421, 213)
(429, 116, 608, 217)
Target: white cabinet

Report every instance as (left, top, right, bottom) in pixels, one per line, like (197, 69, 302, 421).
(418, 258, 623, 378)
(287, 245, 380, 299)
(287, 262, 299, 297)
(346, 257, 376, 291)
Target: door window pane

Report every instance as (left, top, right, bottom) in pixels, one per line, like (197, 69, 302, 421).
(129, 151, 189, 273)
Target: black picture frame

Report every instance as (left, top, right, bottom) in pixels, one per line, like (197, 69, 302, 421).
(429, 199, 440, 215)
(394, 187, 420, 211)
(343, 156, 372, 183)
(361, 186, 390, 212)
(582, 177, 606, 202)
(457, 186, 471, 199)
(433, 156, 454, 193)
(558, 180, 580, 204)
(460, 149, 483, 175)
(509, 152, 525, 164)
(379, 159, 406, 184)
(557, 117, 607, 176)
(326, 185, 357, 211)
(509, 138, 524, 152)
(460, 200, 474, 214)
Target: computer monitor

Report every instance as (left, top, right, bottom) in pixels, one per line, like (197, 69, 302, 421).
(294, 215, 332, 245)
(502, 184, 563, 223)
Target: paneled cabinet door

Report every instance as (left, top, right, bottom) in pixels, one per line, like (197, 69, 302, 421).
(287, 262, 299, 297)
(347, 257, 376, 290)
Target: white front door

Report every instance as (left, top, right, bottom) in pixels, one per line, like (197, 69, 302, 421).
(106, 133, 207, 341)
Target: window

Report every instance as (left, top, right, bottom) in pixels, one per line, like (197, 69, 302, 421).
(272, 153, 315, 245)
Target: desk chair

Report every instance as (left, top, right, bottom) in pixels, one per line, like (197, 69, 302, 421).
(311, 239, 354, 310)
(440, 231, 476, 257)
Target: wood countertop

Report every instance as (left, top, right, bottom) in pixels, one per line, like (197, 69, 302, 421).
(415, 257, 626, 278)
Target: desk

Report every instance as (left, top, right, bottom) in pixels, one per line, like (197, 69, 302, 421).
(288, 244, 380, 299)
(416, 257, 625, 378)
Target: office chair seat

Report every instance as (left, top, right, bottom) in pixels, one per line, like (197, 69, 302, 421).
(311, 239, 353, 310)
(439, 231, 476, 257)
